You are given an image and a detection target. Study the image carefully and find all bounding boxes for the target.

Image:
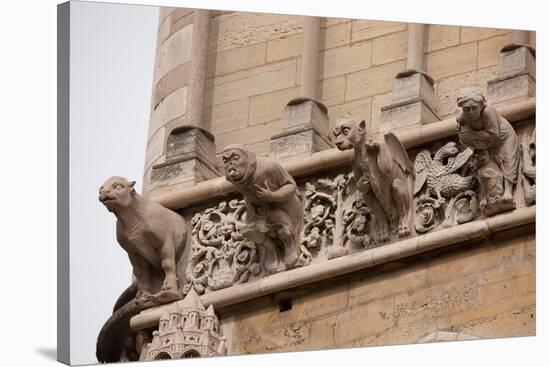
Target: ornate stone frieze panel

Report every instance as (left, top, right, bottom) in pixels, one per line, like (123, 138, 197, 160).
(182, 111, 535, 294)
(184, 199, 261, 295)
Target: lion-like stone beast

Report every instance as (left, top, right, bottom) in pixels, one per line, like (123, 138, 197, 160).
(99, 176, 187, 304)
(333, 119, 414, 240)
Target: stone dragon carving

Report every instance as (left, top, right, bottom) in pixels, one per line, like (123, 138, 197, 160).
(99, 176, 187, 305)
(333, 119, 414, 240)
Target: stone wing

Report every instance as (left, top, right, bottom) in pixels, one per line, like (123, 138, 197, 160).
(440, 147, 473, 176)
(414, 150, 432, 196)
(384, 132, 412, 176)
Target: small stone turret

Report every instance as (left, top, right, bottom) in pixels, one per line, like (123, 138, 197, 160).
(143, 289, 226, 360)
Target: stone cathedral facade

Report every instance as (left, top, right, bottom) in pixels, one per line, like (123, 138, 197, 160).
(96, 7, 536, 363)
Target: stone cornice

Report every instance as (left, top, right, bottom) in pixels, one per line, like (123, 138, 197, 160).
(130, 205, 535, 331)
(150, 98, 535, 211)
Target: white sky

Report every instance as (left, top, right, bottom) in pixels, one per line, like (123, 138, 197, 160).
(69, 1, 158, 364)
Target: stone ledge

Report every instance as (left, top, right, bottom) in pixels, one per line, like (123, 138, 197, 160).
(149, 98, 535, 210)
(130, 205, 535, 331)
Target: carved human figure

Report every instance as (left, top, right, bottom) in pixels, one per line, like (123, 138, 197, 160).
(521, 128, 536, 205)
(333, 119, 414, 239)
(99, 176, 187, 304)
(222, 144, 304, 273)
(456, 87, 519, 215)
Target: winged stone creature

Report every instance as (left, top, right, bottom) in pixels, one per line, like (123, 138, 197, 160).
(333, 119, 414, 239)
(414, 142, 476, 205)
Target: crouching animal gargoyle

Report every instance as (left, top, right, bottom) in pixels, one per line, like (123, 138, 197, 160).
(222, 144, 306, 273)
(333, 119, 414, 240)
(99, 176, 187, 307)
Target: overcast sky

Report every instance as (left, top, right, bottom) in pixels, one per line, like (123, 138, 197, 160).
(69, 1, 159, 364)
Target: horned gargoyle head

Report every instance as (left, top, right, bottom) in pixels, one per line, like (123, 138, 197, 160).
(333, 119, 367, 151)
(98, 176, 136, 213)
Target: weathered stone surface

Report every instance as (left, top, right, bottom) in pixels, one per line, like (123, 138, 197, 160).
(206, 59, 296, 107)
(149, 86, 188, 141)
(380, 101, 438, 129)
(426, 43, 478, 80)
(150, 158, 218, 190)
(308, 315, 337, 349)
(487, 73, 535, 105)
(349, 265, 428, 307)
(165, 126, 216, 162)
(232, 321, 311, 354)
(497, 46, 536, 79)
(320, 42, 372, 79)
(379, 73, 438, 131)
(270, 129, 331, 160)
(207, 43, 266, 77)
(334, 297, 395, 344)
(321, 21, 351, 50)
(351, 20, 406, 43)
(427, 237, 525, 285)
(478, 273, 535, 305)
(346, 60, 406, 101)
(460, 26, 509, 43)
(209, 12, 303, 53)
(478, 33, 513, 69)
(167, 11, 194, 41)
(267, 33, 303, 62)
(426, 24, 460, 52)
(206, 98, 250, 134)
(391, 72, 436, 108)
(150, 127, 218, 190)
(372, 31, 408, 65)
(394, 274, 478, 325)
(370, 92, 392, 133)
(282, 99, 329, 136)
(270, 98, 333, 159)
(249, 87, 300, 126)
(154, 24, 193, 84)
(153, 62, 190, 110)
(320, 76, 346, 107)
(216, 119, 282, 153)
(145, 128, 165, 171)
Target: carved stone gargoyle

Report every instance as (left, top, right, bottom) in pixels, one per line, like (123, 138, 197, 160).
(99, 176, 187, 307)
(221, 144, 306, 273)
(333, 119, 414, 240)
(456, 87, 519, 216)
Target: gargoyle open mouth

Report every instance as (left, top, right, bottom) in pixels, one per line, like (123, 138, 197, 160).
(100, 196, 117, 204)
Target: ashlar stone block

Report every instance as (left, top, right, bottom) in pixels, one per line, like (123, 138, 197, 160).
(488, 45, 536, 105)
(270, 98, 332, 160)
(150, 126, 219, 191)
(380, 71, 438, 129)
